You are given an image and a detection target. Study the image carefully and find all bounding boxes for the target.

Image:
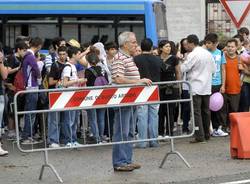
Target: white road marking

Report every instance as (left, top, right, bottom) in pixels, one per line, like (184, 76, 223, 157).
(220, 179, 250, 184)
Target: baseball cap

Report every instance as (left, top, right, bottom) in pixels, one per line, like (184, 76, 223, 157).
(67, 39, 80, 48)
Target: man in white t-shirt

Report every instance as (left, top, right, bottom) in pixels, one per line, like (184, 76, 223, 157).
(61, 46, 86, 147)
(181, 34, 216, 143)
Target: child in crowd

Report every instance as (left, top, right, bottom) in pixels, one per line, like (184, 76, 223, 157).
(61, 46, 86, 147)
(85, 52, 108, 143)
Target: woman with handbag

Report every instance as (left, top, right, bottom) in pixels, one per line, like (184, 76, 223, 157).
(158, 40, 181, 136)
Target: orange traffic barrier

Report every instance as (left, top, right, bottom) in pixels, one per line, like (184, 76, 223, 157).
(229, 112, 250, 159)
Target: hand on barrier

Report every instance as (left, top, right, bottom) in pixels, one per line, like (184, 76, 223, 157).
(140, 78, 152, 86)
(78, 78, 87, 86)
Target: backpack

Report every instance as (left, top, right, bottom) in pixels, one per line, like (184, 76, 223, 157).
(41, 53, 57, 89)
(89, 68, 108, 86)
(13, 52, 32, 93)
(39, 61, 63, 107)
(41, 62, 59, 90)
(41, 74, 49, 89)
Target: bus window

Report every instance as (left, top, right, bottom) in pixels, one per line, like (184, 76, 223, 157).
(81, 24, 115, 44)
(131, 25, 144, 44)
(3, 15, 146, 49)
(118, 16, 145, 44)
(62, 24, 78, 42)
(30, 24, 58, 41)
(79, 17, 115, 44)
(62, 17, 78, 41)
(5, 17, 58, 47)
(5, 25, 21, 47)
(153, 2, 168, 41)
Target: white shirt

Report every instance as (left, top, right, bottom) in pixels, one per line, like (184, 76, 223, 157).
(37, 60, 44, 85)
(180, 46, 216, 95)
(61, 62, 78, 88)
(44, 54, 58, 73)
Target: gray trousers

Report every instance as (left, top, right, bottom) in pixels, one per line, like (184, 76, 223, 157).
(221, 93, 240, 129)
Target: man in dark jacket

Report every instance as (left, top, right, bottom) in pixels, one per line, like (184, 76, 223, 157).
(134, 38, 165, 148)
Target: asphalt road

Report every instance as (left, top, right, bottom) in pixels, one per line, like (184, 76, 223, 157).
(1, 136, 250, 184)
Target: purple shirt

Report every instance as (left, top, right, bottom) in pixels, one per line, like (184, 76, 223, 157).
(22, 51, 41, 88)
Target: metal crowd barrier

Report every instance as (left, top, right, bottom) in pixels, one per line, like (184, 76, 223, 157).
(13, 81, 195, 183)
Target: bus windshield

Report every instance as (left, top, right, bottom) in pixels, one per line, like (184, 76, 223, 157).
(0, 0, 167, 48)
(153, 2, 168, 41)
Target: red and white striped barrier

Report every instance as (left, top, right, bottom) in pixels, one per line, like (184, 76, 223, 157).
(49, 85, 159, 110)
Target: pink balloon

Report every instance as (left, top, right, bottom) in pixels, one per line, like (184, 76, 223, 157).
(209, 92, 224, 111)
(241, 51, 250, 65)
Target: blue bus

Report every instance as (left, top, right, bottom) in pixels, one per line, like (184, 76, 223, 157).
(0, 0, 168, 48)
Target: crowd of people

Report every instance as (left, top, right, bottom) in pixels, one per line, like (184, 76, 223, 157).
(0, 27, 249, 172)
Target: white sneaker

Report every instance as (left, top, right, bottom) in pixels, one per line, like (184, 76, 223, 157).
(73, 142, 83, 147)
(158, 135, 163, 139)
(209, 123, 214, 135)
(21, 138, 39, 145)
(101, 135, 110, 142)
(0, 128, 5, 136)
(173, 126, 177, 132)
(212, 129, 228, 137)
(211, 130, 217, 137)
(177, 120, 183, 126)
(33, 133, 41, 139)
(49, 143, 60, 148)
(65, 142, 73, 147)
(0, 144, 8, 156)
(7, 132, 17, 141)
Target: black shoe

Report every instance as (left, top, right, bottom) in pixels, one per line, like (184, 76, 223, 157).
(190, 139, 206, 144)
(86, 136, 98, 144)
(182, 129, 190, 135)
(205, 134, 210, 140)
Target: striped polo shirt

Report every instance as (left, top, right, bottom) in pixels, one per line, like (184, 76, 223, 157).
(111, 49, 140, 84)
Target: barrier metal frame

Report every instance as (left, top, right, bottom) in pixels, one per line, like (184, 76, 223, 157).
(14, 81, 195, 183)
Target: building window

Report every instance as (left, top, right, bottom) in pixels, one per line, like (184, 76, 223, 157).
(206, 0, 237, 39)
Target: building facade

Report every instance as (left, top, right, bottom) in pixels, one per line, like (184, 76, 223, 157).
(165, 0, 250, 43)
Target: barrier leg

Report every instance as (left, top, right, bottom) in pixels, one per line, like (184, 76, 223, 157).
(39, 150, 63, 183)
(159, 138, 191, 168)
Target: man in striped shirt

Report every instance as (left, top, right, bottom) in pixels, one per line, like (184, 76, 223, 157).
(111, 31, 152, 172)
(44, 37, 66, 73)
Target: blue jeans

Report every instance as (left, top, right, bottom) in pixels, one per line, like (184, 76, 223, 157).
(22, 93, 38, 139)
(112, 107, 134, 167)
(62, 110, 77, 144)
(136, 104, 159, 147)
(47, 112, 62, 144)
(87, 108, 106, 142)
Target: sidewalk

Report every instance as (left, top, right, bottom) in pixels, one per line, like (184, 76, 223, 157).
(1, 137, 250, 184)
